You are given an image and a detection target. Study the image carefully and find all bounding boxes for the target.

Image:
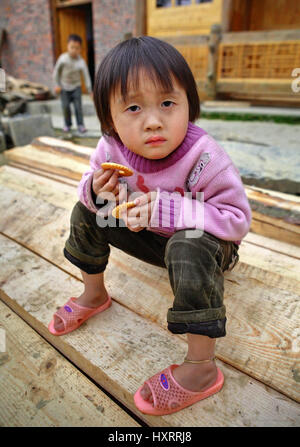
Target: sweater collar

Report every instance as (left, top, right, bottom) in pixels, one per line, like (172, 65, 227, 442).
(112, 122, 207, 174)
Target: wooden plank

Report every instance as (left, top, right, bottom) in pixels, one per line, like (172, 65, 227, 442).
(250, 212, 300, 247)
(0, 234, 299, 426)
(203, 100, 252, 108)
(3, 137, 300, 245)
(246, 185, 300, 205)
(245, 186, 300, 214)
(0, 301, 139, 427)
(217, 79, 297, 97)
(31, 136, 94, 158)
(244, 232, 300, 260)
(0, 165, 300, 403)
(4, 144, 90, 181)
(7, 161, 79, 188)
(237, 241, 300, 283)
(222, 29, 300, 43)
(135, 0, 147, 36)
(56, 0, 92, 8)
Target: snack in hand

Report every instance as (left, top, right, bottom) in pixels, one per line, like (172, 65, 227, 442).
(112, 201, 136, 219)
(101, 162, 133, 177)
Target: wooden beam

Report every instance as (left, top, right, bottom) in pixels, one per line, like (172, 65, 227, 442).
(56, 0, 92, 9)
(135, 0, 147, 36)
(49, 0, 61, 61)
(222, 29, 300, 43)
(221, 0, 233, 33)
(205, 24, 222, 99)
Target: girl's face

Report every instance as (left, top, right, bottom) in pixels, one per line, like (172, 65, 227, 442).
(109, 69, 189, 159)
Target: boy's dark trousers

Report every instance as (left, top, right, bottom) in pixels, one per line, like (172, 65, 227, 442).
(60, 86, 84, 127)
(63, 201, 240, 339)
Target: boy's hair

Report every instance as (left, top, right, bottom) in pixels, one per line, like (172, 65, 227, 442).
(68, 34, 82, 45)
(94, 36, 200, 140)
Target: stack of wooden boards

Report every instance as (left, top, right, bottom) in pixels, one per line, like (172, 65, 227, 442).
(5, 136, 300, 247)
(0, 137, 299, 427)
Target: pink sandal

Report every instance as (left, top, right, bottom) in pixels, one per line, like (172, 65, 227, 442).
(134, 364, 224, 415)
(48, 295, 112, 336)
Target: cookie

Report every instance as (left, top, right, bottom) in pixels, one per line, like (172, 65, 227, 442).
(111, 201, 136, 219)
(101, 162, 133, 177)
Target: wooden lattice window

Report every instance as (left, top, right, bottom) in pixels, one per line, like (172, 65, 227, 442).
(218, 41, 300, 79)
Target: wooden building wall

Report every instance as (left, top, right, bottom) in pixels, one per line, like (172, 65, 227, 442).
(147, 0, 223, 37)
(230, 0, 300, 32)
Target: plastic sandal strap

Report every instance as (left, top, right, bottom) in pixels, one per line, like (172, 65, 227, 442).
(54, 298, 94, 331)
(145, 365, 195, 412)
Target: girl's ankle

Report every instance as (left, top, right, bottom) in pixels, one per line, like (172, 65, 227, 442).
(78, 290, 109, 304)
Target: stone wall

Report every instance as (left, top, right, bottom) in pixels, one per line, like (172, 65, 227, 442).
(0, 0, 55, 89)
(92, 0, 136, 71)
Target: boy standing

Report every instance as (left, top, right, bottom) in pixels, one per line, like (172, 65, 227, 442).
(53, 34, 93, 134)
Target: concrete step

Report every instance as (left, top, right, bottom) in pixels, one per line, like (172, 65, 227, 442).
(201, 101, 300, 117)
(26, 96, 96, 116)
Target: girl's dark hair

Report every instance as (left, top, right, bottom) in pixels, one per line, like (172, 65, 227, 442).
(93, 36, 200, 140)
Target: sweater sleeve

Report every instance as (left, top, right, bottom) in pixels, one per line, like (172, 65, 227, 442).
(77, 138, 115, 215)
(148, 164, 252, 241)
(52, 55, 64, 87)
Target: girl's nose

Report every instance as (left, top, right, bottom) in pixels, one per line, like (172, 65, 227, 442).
(144, 114, 163, 131)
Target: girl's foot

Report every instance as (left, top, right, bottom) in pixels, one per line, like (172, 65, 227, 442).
(53, 290, 110, 332)
(140, 360, 218, 409)
(63, 125, 71, 132)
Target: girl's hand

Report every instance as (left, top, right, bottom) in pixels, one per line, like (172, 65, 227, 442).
(92, 168, 123, 205)
(119, 191, 158, 232)
(54, 86, 61, 95)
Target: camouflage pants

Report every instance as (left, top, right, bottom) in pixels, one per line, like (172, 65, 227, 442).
(64, 201, 240, 338)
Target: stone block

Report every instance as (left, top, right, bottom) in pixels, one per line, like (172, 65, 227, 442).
(7, 113, 55, 146)
(220, 140, 300, 195)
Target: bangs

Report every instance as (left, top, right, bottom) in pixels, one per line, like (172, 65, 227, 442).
(111, 45, 175, 104)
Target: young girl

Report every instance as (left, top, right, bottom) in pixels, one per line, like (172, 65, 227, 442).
(48, 36, 252, 416)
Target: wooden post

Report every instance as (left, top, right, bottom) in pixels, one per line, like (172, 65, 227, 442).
(221, 0, 233, 33)
(205, 23, 222, 100)
(135, 0, 147, 36)
(49, 0, 61, 61)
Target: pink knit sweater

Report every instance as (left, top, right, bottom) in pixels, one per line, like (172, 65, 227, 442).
(77, 122, 252, 244)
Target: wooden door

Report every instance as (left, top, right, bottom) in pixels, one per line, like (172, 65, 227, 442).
(57, 7, 88, 92)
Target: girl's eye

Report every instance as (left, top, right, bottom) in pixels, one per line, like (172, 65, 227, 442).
(127, 105, 140, 112)
(162, 100, 174, 108)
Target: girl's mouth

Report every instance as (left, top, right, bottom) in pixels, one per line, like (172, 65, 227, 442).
(146, 136, 166, 146)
